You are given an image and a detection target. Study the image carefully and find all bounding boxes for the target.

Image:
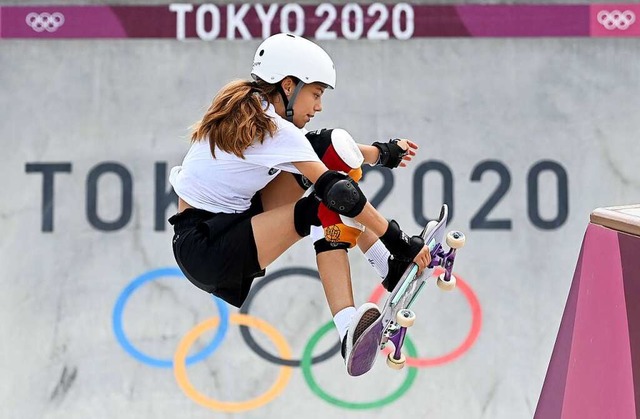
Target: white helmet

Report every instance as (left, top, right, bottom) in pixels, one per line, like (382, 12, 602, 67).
(251, 33, 336, 89)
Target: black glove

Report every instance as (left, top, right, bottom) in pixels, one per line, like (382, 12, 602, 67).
(379, 220, 425, 292)
(382, 258, 411, 292)
(372, 139, 406, 169)
(379, 220, 424, 262)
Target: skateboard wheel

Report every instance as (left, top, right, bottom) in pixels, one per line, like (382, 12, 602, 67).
(386, 352, 406, 370)
(437, 272, 457, 291)
(396, 309, 416, 328)
(446, 231, 466, 249)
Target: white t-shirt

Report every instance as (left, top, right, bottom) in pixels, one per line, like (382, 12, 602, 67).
(170, 104, 320, 214)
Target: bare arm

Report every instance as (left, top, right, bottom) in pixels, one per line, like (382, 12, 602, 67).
(359, 144, 381, 166)
(358, 139, 418, 168)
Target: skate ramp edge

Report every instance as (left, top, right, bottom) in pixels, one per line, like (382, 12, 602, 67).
(535, 204, 640, 419)
(590, 205, 640, 237)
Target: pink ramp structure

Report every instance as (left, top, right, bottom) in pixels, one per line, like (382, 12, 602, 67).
(535, 205, 640, 419)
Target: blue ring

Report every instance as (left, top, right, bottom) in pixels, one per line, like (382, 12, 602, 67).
(112, 267, 229, 368)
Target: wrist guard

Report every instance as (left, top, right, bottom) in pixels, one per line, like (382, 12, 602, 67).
(372, 139, 406, 169)
(379, 219, 424, 261)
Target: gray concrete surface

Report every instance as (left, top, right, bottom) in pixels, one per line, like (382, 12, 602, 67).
(2, 3, 640, 418)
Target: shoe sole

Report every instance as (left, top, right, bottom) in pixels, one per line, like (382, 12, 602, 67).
(345, 307, 382, 376)
(347, 318, 384, 376)
(354, 308, 381, 339)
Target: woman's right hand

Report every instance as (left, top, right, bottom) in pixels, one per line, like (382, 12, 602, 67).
(413, 245, 432, 275)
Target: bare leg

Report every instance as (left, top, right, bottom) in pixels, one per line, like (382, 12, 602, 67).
(357, 226, 392, 280)
(251, 172, 307, 267)
(316, 250, 354, 315)
(253, 172, 355, 315)
(259, 172, 305, 210)
(356, 227, 380, 254)
(253, 212, 356, 312)
(251, 203, 303, 268)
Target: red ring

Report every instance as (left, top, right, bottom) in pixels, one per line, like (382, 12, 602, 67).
(368, 267, 482, 367)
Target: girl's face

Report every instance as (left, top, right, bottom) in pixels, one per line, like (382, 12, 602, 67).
(282, 80, 326, 128)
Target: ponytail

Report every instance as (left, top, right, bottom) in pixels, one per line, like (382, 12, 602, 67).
(191, 79, 279, 159)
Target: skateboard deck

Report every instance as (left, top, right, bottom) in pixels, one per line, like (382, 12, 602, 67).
(347, 204, 464, 376)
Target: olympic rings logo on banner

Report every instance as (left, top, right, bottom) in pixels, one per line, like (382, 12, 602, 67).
(597, 10, 636, 31)
(112, 267, 482, 412)
(25, 12, 65, 33)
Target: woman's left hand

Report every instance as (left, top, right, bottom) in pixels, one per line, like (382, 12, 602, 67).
(393, 139, 418, 167)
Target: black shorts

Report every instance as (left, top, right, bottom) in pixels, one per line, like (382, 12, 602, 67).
(168, 197, 265, 308)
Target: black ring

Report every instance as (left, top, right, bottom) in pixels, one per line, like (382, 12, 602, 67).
(239, 267, 341, 367)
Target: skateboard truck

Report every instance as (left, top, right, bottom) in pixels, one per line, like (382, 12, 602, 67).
(429, 230, 465, 291)
(382, 227, 466, 369)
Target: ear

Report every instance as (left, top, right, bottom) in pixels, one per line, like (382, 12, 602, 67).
(280, 77, 295, 93)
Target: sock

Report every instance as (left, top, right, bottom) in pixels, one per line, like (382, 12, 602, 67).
(333, 306, 356, 341)
(364, 239, 391, 278)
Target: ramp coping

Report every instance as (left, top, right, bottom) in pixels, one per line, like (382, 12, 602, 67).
(590, 204, 640, 237)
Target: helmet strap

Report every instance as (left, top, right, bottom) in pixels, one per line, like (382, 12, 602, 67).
(278, 82, 305, 123)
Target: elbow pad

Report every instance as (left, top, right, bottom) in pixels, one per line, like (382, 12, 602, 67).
(314, 170, 367, 218)
(306, 128, 364, 173)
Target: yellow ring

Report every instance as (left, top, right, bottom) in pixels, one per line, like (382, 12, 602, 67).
(173, 313, 293, 413)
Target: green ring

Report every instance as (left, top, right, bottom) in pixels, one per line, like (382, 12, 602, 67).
(301, 321, 418, 409)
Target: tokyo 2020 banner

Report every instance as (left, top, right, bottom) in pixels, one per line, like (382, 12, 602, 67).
(2, 3, 639, 39)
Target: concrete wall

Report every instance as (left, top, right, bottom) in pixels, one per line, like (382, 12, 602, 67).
(2, 1, 640, 418)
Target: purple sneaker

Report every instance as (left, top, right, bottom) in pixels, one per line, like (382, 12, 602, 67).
(342, 302, 382, 376)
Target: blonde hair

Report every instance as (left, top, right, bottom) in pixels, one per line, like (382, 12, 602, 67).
(191, 79, 279, 159)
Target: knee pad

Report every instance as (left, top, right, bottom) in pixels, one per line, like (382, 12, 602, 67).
(312, 207, 364, 253)
(306, 128, 364, 173)
(310, 225, 352, 254)
(314, 238, 349, 254)
(319, 205, 364, 247)
(314, 171, 367, 218)
(293, 194, 320, 237)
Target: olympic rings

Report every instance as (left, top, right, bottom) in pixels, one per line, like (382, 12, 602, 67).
(25, 12, 65, 33)
(301, 321, 418, 409)
(112, 267, 229, 368)
(173, 314, 293, 413)
(113, 266, 481, 412)
(367, 267, 482, 368)
(597, 10, 636, 31)
(239, 267, 341, 366)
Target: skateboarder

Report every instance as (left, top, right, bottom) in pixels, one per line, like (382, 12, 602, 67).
(168, 33, 431, 374)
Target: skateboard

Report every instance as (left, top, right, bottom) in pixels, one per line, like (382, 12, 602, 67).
(347, 204, 465, 376)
